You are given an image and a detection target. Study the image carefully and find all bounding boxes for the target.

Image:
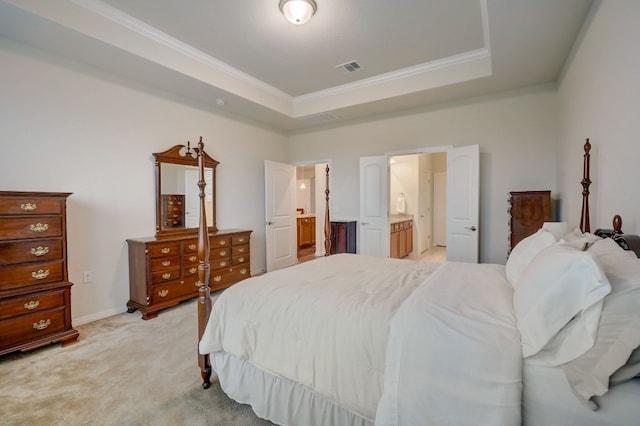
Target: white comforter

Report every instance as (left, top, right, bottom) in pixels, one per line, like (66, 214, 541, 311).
(375, 261, 522, 425)
(199, 255, 522, 425)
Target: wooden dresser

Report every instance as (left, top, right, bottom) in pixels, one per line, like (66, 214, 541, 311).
(508, 190, 552, 251)
(127, 229, 251, 319)
(161, 194, 185, 228)
(0, 191, 78, 356)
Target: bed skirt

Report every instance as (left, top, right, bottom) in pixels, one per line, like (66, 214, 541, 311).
(212, 351, 373, 426)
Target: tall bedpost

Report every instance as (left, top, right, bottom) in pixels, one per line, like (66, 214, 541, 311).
(324, 164, 332, 256)
(196, 136, 212, 389)
(580, 139, 591, 233)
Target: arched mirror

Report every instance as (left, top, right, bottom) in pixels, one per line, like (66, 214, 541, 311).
(154, 140, 218, 237)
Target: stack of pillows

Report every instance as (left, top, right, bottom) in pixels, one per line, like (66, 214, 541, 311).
(506, 223, 640, 409)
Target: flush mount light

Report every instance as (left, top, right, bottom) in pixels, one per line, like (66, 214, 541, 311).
(279, 0, 317, 25)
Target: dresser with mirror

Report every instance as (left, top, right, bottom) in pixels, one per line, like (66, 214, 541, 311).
(126, 140, 251, 320)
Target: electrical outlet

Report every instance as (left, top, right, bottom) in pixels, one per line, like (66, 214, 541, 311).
(82, 271, 93, 283)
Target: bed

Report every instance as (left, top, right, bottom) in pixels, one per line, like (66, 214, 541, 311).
(194, 140, 640, 425)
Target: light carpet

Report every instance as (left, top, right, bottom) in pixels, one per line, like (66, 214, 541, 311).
(0, 294, 273, 426)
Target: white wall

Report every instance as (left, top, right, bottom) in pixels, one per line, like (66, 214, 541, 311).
(0, 37, 289, 323)
(557, 1, 640, 233)
(288, 87, 560, 264)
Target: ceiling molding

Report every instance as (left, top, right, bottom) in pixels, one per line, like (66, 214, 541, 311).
(292, 48, 492, 118)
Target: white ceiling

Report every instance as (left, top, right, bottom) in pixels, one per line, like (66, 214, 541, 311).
(0, 0, 593, 132)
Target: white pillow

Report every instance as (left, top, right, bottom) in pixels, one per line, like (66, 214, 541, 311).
(560, 252, 640, 408)
(541, 222, 570, 241)
(514, 244, 611, 360)
(506, 229, 556, 287)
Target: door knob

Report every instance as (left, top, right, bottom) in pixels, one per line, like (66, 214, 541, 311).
(361, 222, 369, 226)
(266, 221, 275, 225)
(465, 226, 477, 231)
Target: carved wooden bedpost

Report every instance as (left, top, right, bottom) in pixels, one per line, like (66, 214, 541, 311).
(324, 164, 332, 256)
(196, 136, 212, 389)
(580, 139, 591, 233)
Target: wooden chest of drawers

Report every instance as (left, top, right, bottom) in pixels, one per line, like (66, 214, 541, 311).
(0, 191, 78, 356)
(508, 191, 552, 251)
(126, 229, 251, 319)
(161, 194, 185, 228)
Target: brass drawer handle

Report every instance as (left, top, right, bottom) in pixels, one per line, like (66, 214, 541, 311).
(189, 267, 197, 274)
(21, 202, 37, 211)
(213, 275, 222, 282)
(238, 257, 245, 263)
(162, 273, 171, 280)
(161, 247, 171, 254)
(32, 269, 50, 280)
(189, 255, 197, 262)
(238, 237, 245, 243)
(30, 223, 49, 232)
(237, 247, 245, 253)
(158, 289, 169, 297)
(219, 261, 227, 267)
(219, 250, 227, 256)
(188, 244, 197, 250)
(33, 319, 51, 330)
(24, 300, 40, 310)
(240, 268, 248, 275)
(219, 240, 227, 246)
(31, 246, 50, 256)
(162, 260, 171, 267)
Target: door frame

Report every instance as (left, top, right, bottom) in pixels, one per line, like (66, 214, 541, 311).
(293, 159, 332, 258)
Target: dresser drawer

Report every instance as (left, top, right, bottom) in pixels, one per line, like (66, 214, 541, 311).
(150, 268, 181, 285)
(210, 257, 230, 270)
(184, 240, 198, 253)
(210, 236, 230, 248)
(150, 256, 180, 271)
(232, 244, 249, 256)
(183, 253, 199, 266)
(210, 246, 230, 259)
(232, 253, 249, 266)
(0, 289, 65, 321)
(0, 307, 66, 349)
(184, 264, 199, 277)
(0, 216, 63, 241)
(0, 197, 63, 215)
(210, 266, 250, 290)
(232, 234, 250, 246)
(0, 238, 63, 265)
(151, 279, 197, 304)
(148, 243, 180, 258)
(0, 261, 64, 291)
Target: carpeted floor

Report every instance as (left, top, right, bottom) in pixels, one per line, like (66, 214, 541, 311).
(0, 294, 273, 426)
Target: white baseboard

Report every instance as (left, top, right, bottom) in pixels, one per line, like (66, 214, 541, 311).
(73, 307, 127, 326)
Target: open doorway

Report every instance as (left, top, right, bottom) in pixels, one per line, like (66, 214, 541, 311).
(295, 162, 330, 264)
(388, 152, 447, 263)
(296, 164, 317, 263)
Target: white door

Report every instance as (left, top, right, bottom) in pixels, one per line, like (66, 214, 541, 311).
(434, 172, 447, 246)
(446, 145, 479, 263)
(359, 156, 389, 257)
(184, 169, 200, 228)
(265, 160, 297, 272)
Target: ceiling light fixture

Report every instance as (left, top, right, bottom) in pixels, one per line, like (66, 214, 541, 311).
(279, 0, 317, 25)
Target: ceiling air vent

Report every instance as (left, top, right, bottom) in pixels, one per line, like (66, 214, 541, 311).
(336, 61, 362, 74)
(298, 112, 338, 124)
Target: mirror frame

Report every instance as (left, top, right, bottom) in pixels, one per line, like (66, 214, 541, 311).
(153, 143, 219, 237)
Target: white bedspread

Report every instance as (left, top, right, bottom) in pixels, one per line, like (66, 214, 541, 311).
(199, 256, 522, 425)
(199, 254, 441, 421)
(375, 262, 522, 425)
